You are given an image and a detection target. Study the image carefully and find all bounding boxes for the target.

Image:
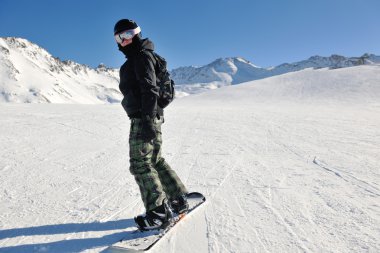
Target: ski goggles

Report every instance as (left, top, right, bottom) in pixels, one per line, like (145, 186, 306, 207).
(114, 26, 141, 45)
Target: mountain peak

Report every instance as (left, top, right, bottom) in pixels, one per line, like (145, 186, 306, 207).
(169, 56, 264, 85)
(2, 37, 48, 55)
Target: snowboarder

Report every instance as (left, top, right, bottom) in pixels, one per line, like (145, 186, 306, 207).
(114, 19, 188, 231)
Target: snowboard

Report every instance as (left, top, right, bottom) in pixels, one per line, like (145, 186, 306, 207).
(104, 192, 206, 252)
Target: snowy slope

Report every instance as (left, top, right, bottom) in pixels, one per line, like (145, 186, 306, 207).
(0, 37, 121, 104)
(0, 65, 379, 253)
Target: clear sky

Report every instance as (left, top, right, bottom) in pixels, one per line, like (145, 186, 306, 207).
(1, 0, 379, 70)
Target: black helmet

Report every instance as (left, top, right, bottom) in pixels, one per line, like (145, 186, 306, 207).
(114, 19, 139, 35)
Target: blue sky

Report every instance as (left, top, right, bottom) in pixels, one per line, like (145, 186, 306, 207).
(1, 0, 379, 70)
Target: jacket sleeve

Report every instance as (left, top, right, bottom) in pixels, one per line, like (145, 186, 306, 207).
(134, 52, 159, 118)
(118, 64, 127, 97)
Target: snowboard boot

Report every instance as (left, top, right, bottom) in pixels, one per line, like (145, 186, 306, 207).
(170, 194, 189, 215)
(134, 200, 173, 231)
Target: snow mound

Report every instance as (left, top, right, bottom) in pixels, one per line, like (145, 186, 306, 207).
(189, 65, 380, 106)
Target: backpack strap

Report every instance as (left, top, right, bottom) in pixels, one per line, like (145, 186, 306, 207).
(140, 49, 159, 75)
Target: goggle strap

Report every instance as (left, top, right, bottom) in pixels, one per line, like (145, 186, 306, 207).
(133, 26, 141, 35)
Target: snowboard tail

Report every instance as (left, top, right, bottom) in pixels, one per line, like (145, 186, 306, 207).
(104, 192, 206, 252)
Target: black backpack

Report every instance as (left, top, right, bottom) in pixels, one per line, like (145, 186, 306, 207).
(148, 51, 175, 108)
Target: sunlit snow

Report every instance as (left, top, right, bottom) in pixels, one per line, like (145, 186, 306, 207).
(1, 63, 379, 252)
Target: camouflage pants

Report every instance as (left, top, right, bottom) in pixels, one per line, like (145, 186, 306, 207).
(129, 116, 188, 211)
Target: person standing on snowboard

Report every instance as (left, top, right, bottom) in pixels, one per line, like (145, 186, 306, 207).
(114, 19, 188, 230)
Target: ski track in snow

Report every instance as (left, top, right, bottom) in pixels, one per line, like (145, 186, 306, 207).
(1, 66, 380, 252)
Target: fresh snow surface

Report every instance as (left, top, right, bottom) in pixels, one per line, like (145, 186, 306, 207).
(1, 65, 380, 253)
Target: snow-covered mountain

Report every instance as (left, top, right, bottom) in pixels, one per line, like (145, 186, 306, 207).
(0, 37, 121, 103)
(171, 54, 380, 87)
(1, 36, 380, 103)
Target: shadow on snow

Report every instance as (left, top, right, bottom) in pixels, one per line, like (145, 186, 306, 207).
(0, 218, 147, 252)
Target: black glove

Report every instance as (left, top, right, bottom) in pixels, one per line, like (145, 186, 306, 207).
(141, 117, 157, 142)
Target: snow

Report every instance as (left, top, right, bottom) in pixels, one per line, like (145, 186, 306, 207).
(0, 65, 379, 252)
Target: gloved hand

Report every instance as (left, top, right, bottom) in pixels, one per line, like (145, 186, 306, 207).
(141, 117, 157, 142)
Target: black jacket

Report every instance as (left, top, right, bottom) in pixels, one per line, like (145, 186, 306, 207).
(119, 38, 163, 118)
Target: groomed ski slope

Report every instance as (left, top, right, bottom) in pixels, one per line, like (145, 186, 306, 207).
(1, 65, 379, 253)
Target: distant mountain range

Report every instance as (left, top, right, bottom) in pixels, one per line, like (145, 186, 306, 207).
(171, 54, 380, 85)
(1, 37, 379, 103)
